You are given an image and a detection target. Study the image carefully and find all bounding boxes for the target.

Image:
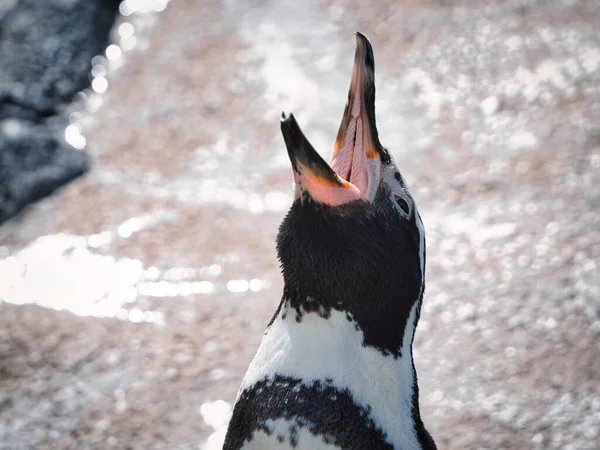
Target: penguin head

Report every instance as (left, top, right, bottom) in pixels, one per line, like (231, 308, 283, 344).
(277, 34, 425, 356)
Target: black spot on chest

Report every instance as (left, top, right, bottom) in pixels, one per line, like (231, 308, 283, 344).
(222, 375, 394, 450)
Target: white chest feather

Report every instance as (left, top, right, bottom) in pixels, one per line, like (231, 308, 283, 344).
(239, 418, 342, 450)
(238, 302, 421, 450)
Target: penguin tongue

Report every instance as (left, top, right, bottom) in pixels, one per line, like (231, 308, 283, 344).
(280, 32, 382, 206)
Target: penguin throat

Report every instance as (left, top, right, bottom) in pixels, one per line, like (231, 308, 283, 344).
(329, 109, 381, 201)
(277, 284, 422, 360)
(330, 114, 368, 194)
(275, 200, 425, 359)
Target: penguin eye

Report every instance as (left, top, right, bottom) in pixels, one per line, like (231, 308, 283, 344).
(394, 196, 411, 217)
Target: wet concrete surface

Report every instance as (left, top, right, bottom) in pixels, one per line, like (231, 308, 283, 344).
(1, 0, 599, 449)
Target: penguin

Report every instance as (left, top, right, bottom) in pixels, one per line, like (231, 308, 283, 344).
(223, 32, 437, 450)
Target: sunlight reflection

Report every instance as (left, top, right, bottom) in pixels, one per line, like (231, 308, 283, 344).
(0, 226, 269, 323)
(200, 400, 232, 450)
(0, 234, 144, 319)
(119, 0, 171, 16)
(64, 123, 86, 150)
(106, 44, 122, 61)
(91, 76, 108, 94)
(118, 22, 135, 39)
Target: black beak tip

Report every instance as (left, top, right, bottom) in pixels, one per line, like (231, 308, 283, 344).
(280, 113, 340, 184)
(280, 112, 298, 133)
(355, 31, 366, 40)
(280, 112, 303, 173)
(354, 31, 375, 68)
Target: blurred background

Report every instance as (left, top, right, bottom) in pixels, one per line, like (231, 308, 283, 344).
(0, 0, 599, 449)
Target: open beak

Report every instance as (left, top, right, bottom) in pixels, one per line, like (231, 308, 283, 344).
(281, 32, 385, 206)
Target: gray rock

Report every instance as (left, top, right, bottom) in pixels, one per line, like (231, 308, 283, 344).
(0, 0, 121, 223)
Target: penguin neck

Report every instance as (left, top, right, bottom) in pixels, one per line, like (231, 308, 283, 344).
(259, 291, 429, 449)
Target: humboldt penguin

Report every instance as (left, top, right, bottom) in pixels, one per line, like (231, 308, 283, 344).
(223, 32, 437, 450)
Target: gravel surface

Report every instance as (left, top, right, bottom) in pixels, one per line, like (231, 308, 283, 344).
(0, 0, 599, 449)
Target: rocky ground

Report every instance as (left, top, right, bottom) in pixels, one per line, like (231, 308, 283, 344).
(0, 0, 599, 449)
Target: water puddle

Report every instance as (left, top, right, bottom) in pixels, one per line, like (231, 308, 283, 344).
(0, 218, 270, 323)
